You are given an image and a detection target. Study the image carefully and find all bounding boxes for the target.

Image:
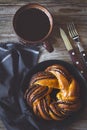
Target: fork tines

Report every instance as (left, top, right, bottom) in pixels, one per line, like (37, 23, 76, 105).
(67, 22, 78, 40)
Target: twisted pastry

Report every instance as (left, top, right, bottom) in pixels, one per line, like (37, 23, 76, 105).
(24, 64, 81, 120)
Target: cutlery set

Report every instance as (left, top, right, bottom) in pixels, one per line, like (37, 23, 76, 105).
(60, 23, 87, 81)
(67, 22, 87, 67)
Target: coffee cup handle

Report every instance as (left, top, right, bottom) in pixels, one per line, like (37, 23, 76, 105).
(43, 41, 54, 52)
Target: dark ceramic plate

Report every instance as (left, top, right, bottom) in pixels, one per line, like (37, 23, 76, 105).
(20, 60, 87, 130)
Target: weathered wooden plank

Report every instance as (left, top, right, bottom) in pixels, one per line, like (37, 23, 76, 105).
(0, 4, 87, 15)
(0, 6, 87, 37)
(0, 0, 87, 4)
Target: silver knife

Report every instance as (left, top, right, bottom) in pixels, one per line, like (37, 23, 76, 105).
(60, 28, 87, 81)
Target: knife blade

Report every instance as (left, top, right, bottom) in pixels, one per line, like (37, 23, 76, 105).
(60, 28, 87, 81)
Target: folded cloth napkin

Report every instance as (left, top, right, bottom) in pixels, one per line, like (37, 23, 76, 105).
(0, 42, 40, 130)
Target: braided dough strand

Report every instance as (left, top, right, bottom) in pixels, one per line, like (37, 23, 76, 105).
(25, 65, 81, 120)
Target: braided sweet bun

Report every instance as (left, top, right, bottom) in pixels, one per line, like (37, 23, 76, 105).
(24, 64, 81, 120)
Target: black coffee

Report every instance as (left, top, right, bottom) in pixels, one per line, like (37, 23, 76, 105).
(15, 8, 50, 41)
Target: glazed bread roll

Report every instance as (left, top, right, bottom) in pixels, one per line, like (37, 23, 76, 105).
(24, 64, 81, 120)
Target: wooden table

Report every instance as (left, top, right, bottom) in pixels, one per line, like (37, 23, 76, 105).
(0, 0, 87, 130)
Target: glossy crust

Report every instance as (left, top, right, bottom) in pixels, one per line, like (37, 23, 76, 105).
(24, 64, 81, 120)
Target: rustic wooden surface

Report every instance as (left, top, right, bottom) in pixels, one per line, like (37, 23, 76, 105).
(0, 0, 87, 130)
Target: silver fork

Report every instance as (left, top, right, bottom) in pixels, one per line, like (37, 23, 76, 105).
(67, 22, 87, 66)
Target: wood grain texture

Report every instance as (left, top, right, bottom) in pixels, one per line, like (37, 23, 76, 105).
(0, 0, 87, 130)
